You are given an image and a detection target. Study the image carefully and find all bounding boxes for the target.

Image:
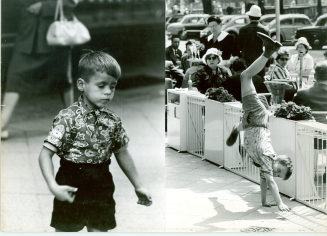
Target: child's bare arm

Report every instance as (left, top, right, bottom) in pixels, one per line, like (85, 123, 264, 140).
(114, 146, 152, 206)
(38, 146, 77, 203)
(260, 176, 277, 207)
(260, 176, 268, 206)
(264, 173, 290, 211)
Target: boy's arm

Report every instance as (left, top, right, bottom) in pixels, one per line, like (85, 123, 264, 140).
(260, 176, 268, 206)
(114, 146, 152, 206)
(264, 173, 290, 211)
(39, 146, 77, 203)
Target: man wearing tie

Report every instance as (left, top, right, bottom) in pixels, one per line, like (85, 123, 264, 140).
(165, 36, 182, 66)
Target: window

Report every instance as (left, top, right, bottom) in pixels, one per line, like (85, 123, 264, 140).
(294, 18, 311, 26)
(280, 18, 292, 25)
(235, 18, 245, 25)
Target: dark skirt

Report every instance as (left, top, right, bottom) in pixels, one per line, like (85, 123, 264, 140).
(5, 49, 71, 94)
(50, 159, 116, 232)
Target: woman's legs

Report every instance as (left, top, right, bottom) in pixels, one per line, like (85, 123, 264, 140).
(1, 92, 20, 132)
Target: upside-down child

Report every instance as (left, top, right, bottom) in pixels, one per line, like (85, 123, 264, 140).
(39, 51, 152, 232)
(226, 32, 293, 211)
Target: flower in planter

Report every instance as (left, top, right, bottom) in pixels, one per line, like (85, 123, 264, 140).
(274, 101, 314, 121)
(205, 87, 236, 103)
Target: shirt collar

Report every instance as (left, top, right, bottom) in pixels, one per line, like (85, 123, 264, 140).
(78, 95, 112, 115)
(207, 31, 228, 42)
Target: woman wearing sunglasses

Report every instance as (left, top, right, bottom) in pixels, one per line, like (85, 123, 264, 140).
(265, 48, 297, 101)
(192, 48, 231, 94)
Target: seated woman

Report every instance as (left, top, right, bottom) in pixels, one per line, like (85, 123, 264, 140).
(265, 48, 297, 101)
(192, 48, 231, 94)
(287, 37, 314, 87)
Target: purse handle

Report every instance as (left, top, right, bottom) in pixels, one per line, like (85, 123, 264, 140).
(54, 0, 65, 21)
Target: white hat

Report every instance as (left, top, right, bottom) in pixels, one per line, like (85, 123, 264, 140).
(295, 37, 312, 49)
(246, 5, 262, 17)
(202, 48, 222, 64)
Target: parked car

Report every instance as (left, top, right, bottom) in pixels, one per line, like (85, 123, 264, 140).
(259, 14, 276, 26)
(295, 13, 327, 49)
(166, 14, 210, 38)
(166, 14, 184, 29)
(199, 15, 250, 39)
(267, 14, 312, 44)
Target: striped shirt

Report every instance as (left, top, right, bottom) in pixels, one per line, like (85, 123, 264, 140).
(265, 63, 291, 81)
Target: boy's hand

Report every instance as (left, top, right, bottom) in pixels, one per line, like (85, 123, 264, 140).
(51, 185, 78, 203)
(278, 202, 290, 212)
(135, 188, 152, 207)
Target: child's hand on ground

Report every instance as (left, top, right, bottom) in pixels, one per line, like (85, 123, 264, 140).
(51, 184, 78, 203)
(278, 202, 290, 212)
(135, 187, 152, 207)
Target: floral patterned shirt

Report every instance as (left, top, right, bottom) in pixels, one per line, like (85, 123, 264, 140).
(44, 95, 129, 164)
(193, 65, 230, 94)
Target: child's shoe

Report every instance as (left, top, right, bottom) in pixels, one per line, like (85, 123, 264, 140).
(257, 32, 282, 58)
(226, 126, 239, 146)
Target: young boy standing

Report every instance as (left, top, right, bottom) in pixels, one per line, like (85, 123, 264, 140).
(39, 51, 152, 232)
(226, 33, 293, 211)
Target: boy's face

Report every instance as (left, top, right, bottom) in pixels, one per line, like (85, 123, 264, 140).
(273, 162, 288, 180)
(78, 71, 117, 109)
(208, 21, 221, 35)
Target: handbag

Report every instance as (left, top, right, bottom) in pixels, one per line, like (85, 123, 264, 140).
(46, 0, 91, 46)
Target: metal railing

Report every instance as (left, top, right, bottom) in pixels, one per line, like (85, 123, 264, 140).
(296, 122, 327, 213)
(186, 93, 206, 158)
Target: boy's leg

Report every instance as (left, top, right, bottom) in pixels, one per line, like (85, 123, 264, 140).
(240, 33, 282, 98)
(226, 33, 281, 147)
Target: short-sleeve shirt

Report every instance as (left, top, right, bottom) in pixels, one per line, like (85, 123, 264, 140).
(44, 95, 129, 164)
(242, 94, 276, 177)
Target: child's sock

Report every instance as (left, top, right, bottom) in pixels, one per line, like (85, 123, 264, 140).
(257, 32, 282, 58)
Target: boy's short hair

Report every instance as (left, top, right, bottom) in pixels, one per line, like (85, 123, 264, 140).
(207, 15, 222, 25)
(78, 51, 121, 81)
(276, 155, 293, 180)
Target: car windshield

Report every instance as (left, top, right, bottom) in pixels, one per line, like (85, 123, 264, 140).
(316, 16, 327, 26)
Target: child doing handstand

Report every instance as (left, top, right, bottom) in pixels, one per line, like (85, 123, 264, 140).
(39, 51, 152, 232)
(226, 33, 293, 211)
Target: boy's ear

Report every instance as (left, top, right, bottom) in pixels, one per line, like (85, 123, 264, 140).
(77, 78, 85, 92)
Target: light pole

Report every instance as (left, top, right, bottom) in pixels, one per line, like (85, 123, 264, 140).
(275, 0, 280, 42)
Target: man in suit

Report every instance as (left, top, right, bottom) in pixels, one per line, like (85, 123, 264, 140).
(1, 0, 78, 139)
(293, 61, 327, 124)
(238, 5, 269, 67)
(165, 36, 182, 66)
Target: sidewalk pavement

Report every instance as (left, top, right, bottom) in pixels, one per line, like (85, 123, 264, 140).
(165, 147, 327, 232)
(0, 83, 165, 232)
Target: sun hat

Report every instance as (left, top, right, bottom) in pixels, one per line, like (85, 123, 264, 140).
(295, 37, 312, 50)
(202, 48, 222, 64)
(246, 5, 262, 18)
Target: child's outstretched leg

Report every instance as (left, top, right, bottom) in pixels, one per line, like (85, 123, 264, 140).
(240, 32, 282, 98)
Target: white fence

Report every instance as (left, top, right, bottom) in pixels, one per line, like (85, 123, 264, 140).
(296, 122, 327, 213)
(186, 93, 206, 158)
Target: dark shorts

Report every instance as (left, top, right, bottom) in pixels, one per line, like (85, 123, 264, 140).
(51, 159, 116, 232)
(5, 49, 71, 94)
